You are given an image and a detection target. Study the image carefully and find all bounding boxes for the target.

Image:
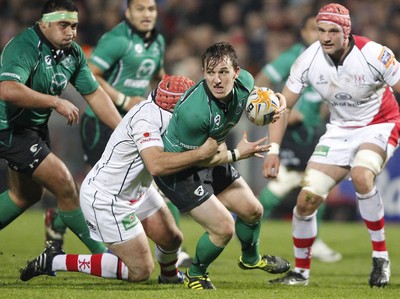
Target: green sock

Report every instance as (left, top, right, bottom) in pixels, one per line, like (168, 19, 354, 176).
(258, 187, 283, 218)
(189, 232, 225, 276)
(0, 190, 23, 229)
(53, 212, 67, 233)
(166, 201, 180, 227)
(58, 208, 106, 253)
(235, 217, 261, 265)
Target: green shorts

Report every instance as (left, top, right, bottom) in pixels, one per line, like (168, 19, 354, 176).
(154, 164, 240, 213)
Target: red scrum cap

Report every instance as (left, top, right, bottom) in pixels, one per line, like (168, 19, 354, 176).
(155, 75, 195, 112)
(316, 3, 351, 41)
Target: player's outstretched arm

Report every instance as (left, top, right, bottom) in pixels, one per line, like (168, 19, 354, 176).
(198, 131, 270, 167)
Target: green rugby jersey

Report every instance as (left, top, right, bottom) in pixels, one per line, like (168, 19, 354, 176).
(163, 69, 254, 152)
(0, 24, 98, 130)
(261, 42, 323, 127)
(85, 20, 165, 117)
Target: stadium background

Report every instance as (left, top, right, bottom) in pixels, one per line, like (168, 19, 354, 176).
(1, 0, 400, 221)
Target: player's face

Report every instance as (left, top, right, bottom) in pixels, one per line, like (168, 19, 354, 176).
(41, 18, 78, 50)
(126, 0, 157, 34)
(203, 58, 240, 101)
(301, 17, 318, 46)
(317, 22, 346, 58)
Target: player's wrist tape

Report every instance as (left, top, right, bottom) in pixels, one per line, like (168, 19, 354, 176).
(116, 93, 131, 110)
(268, 143, 280, 155)
(227, 149, 241, 163)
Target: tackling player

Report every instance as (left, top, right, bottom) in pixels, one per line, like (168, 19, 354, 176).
(20, 74, 271, 284)
(265, 3, 400, 288)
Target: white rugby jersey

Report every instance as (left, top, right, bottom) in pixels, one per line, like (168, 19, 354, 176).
(85, 94, 171, 202)
(287, 35, 400, 127)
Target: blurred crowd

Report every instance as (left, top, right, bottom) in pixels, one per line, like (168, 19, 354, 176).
(1, 0, 400, 82)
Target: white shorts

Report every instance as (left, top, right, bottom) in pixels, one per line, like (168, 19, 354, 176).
(309, 123, 397, 167)
(80, 183, 164, 243)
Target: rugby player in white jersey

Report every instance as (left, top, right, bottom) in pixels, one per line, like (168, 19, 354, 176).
(265, 3, 400, 287)
(20, 75, 270, 284)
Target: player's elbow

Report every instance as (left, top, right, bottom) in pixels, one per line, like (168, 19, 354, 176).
(0, 81, 13, 101)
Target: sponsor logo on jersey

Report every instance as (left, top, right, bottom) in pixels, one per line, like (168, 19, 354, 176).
(214, 115, 221, 126)
(122, 212, 139, 230)
(45, 55, 52, 66)
(178, 142, 198, 150)
(0, 72, 21, 80)
(124, 79, 151, 89)
(140, 137, 161, 144)
(334, 93, 352, 100)
(378, 48, 394, 68)
(316, 74, 328, 85)
(194, 185, 205, 197)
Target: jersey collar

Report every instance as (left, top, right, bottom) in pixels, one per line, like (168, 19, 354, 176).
(125, 19, 158, 48)
(33, 23, 75, 63)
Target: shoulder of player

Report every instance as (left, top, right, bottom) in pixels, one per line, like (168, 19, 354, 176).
(351, 35, 396, 68)
(236, 69, 254, 93)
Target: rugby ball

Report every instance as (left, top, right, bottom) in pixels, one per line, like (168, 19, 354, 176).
(245, 87, 280, 126)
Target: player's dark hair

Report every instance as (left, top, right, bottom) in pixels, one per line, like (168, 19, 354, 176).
(300, 13, 316, 29)
(202, 42, 239, 70)
(42, 0, 78, 14)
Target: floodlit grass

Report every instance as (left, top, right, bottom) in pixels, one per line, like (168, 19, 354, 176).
(0, 210, 399, 298)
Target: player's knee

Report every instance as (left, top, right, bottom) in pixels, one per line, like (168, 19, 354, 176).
(127, 263, 154, 282)
(162, 229, 183, 251)
(243, 200, 263, 223)
(212, 217, 234, 246)
(301, 168, 336, 199)
(351, 150, 382, 191)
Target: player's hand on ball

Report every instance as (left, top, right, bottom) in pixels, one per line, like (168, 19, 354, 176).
(236, 131, 270, 159)
(270, 92, 287, 123)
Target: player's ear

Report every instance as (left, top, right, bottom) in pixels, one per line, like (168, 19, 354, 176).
(233, 67, 240, 79)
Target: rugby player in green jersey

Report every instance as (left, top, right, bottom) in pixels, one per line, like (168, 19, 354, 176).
(255, 14, 341, 263)
(80, 0, 165, 167)
(0, 0, 121, 254)
(43, 0, 191, 267)
(154, 42, 289, 290)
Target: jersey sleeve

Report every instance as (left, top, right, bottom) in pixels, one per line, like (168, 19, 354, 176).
(89, 33, 128, 72)
(0, 40, 37, 84)
(69, 44, 99, 95)
(132, 104, 164, 152)
(363, 41, 400, 86)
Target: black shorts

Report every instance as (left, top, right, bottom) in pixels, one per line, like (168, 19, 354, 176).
(79, 113, 113, 167)
(280, 123, 325, 170)
(0, 126, 51, 175)
(154, 164, 240, 213)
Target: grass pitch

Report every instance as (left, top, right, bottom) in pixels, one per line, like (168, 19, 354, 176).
(0, 210, 399, 298)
